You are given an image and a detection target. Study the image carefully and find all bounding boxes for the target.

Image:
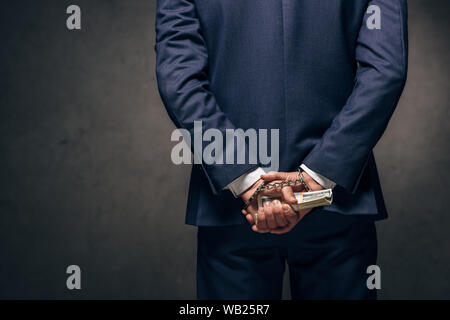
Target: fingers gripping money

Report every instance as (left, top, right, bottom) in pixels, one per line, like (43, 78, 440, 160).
(258, 189, 333, 211)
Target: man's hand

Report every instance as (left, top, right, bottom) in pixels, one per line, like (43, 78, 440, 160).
(261, 171, 324, 192)
(241, 179, 291, 233)
(240, 179, 271, 233)
(242, 171, 324, 235)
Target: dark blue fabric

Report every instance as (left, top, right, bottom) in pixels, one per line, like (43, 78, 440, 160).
(197, 209, 378, 300)
(155, 0, 408, 226)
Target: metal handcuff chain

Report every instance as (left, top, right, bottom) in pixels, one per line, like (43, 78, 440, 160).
(243, 168, 310, 210)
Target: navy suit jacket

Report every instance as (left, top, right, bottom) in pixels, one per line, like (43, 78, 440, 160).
(155, 0, 408, 226)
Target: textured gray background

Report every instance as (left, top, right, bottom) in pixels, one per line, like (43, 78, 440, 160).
(0, 0, 449, 299)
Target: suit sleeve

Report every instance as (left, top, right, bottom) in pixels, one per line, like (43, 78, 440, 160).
(155, 0, 258, 195)
(302, 0, 408, 193)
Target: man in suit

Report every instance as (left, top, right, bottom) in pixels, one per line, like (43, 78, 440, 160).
(155, 0, 407, 299)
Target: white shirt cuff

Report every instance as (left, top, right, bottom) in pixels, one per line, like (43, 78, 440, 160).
(224, 167, 266, 197)
(300, 164, 336, 189)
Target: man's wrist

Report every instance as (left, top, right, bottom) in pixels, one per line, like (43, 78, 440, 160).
(241, 178, 263, 203)
(301, 170, 325, 191)
(300, 164, 336, 189)
(225, 167, 266, 197)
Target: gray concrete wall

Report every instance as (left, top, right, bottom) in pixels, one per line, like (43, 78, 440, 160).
(0, 0, 449, 299)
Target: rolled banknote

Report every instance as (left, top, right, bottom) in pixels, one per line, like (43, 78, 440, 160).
(257, 189, 333, 211)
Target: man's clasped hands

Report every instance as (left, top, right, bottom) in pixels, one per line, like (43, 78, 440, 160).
(241, 171, 324, 234)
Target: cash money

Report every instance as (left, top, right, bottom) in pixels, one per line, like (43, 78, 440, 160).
(257, 189, 333, 211)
